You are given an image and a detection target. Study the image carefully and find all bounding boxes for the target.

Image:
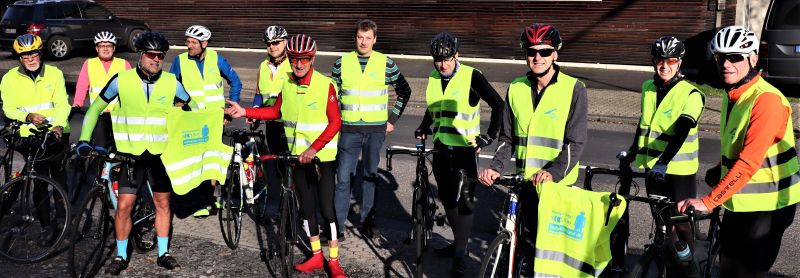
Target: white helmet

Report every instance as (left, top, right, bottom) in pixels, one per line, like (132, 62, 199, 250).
(710, 26, 759, 55)
(185, 25, 211, 41)
(263, 25, 288, 43)
(94, 31, 117, 45)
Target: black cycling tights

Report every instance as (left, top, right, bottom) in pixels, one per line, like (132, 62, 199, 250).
(432, 142, 478, 213)
(294, 161, 336, 238)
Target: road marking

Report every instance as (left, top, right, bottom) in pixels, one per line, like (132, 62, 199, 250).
(387, 144, 586, 170)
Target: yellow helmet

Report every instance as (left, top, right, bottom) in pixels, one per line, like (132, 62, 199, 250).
(13, 34, 43, 55)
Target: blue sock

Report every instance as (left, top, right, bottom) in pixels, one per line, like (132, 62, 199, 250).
(157, 236, 169, 256)
(116, 239, 128, 260)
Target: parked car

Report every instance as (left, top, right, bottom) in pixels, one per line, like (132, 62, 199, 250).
(760, 0, 800, 97)
(0, 0, 149, 59)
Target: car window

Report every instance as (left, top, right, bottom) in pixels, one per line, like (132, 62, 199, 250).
(82, 3, 112, 20)
(43, 4, 65, 19)
(767, 0, 800, 29)
(62, 3, 82, 19)
(1, 6, 35, 22)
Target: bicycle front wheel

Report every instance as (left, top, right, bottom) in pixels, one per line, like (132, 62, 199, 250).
(0, 174, 70, 263)
(219, 165, 242, 249)
(413, 187, 426, 278)
(478, 231, 513, 278)
(68, 185, 114, 277)
(276, 190, 298, 278)
(131, 187, 156, 253)
(630, 247, 667, 278)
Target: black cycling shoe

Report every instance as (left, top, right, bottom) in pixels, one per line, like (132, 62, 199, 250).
(105, 256, 129, 275)
(156, 252, 181, 270)
(450, 256, 465, 278)
(434, 243, 456, 257)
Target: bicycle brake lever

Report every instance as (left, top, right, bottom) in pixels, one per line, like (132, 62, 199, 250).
(385, 148, 393, 171)
(605, 193, 620, 226)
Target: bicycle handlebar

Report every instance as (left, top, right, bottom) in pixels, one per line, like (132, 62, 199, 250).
(385, 139, 437, 171)
(259, 154, 320, 164)
(583, 166, 647, 191)
(69, 143, 136, 164)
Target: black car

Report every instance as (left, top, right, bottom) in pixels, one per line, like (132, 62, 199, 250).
(759, 0, 800, 97)
(0, 0, 149, 59)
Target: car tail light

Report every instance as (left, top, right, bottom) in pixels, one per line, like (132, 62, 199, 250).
(759, 41, 769, 60)
(27, 24, 44, 35)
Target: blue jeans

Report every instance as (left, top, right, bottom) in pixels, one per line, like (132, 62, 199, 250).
(335, 131, 386, 230)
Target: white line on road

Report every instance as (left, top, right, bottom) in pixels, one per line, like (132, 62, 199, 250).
(387, 144, 586, 170)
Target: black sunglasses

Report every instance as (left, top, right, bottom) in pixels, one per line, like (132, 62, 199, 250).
(714, 53, 748, 64)
(525, 48, 556, 57)
(143, 51, 165, 60)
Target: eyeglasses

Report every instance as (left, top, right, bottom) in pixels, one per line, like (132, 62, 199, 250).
(525, 48, 556, 57)
(96, 44, 114, 49)
(20, 52, 41, 60)
(267, 40, 283, 46)
(653, 58, 680, 66)
(289, 57, 312, 65)
(143, 51, 165, 60)
(433, 56, 456, 63)
(714, 53, 749, 64)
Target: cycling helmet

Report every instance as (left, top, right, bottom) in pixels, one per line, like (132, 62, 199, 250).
(185, 25, 211, 41)
(135, 32, 169, 52)
(286, 34, 316, 57)
(94, 31, 117, 45)
(13, 34, 43, 55)
(520, 23, 562, 50)
(263, 25, 288, 43)
(651, 36, 685, 59)
(710, 26, 758, 55)
(430, 31, 458, 59)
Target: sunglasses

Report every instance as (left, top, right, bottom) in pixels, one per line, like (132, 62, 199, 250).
(653, 58, 680, 66)
(433, 56, 456, 63)
(525, 48, 555, 57)
(143, 51, 165, 60)
(290, 57, 312, 65)
(267, 40, 283, 46)
(714, 53, 749, 64)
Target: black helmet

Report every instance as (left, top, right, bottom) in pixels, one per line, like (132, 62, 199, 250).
(135, 32, 169, 52)
(430, 31, 458, 60)
(651, 36, 685, 59)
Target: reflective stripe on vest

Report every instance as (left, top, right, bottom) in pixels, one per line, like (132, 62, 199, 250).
(340, 51, 389, 125)
(719, 77, 800, 212)
(111, 69, 177, 155)
(280, 70, 339, 162)
(87, 57, 126, 112)
(2, 65, 71, 134)
(160, 108, 232, 195)
(508, 72, 580, 184)
(635, 80, 703, 175)
(179, 49, 224, 110)
(425, 65, 479, 147)
(533, 182, 626, 277)
(258, 59, 292, 106)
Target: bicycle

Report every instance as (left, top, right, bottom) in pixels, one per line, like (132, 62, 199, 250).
(259, 153, 318, 278)
(0, 122, 21, 185)
(218, 127, 268, 250)
(67, 147, 158, 277)
(473, 173, 526, 278)
(385, 139, 441, 278)
(0, 121, 71, 263)
(584, 165, 721, 278)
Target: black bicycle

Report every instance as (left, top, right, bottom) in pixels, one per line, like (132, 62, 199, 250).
(474, 173, 526, 278)
(0, 122, 70, 263)
(386, 139, 440, 278)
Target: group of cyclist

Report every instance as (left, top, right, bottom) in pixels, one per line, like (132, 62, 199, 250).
(0, 16, 796, 278)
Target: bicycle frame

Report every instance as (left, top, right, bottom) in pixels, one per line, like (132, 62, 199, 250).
(480, 174, 525, 278)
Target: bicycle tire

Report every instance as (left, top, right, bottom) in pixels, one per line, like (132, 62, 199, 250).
(68, 185, 114, 278)
(413, 187, 426, 278)
(131, 187, 156, 253)
(0, 174, 70, 263)
(219, 165, 243, 249)
(629, 247, 667, 278)
(277, 190, 297, 278)
(478, 231, 513, 278)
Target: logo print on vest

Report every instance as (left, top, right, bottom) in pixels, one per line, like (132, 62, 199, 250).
(544, 108, 558, 120)
(307, 101, 318, 110)
(182, 124, 210, 146)
(547, 210, 586, 241)
(369, 71, 378, 79)
(663, 108, 672, 118)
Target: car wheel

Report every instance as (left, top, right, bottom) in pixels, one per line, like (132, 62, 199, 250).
(47, 35, 71, 59)
(127, 29, 144, 52)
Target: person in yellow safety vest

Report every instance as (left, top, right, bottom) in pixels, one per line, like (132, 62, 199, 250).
(224, 34, 346, 278)
(416, 31, 505, 277)
(332, 19, 413, 240)
(72, 31, 132, 152)
(0, 33, 70, 244)
(678, 26, 800, 277)
(478, 23, 588, 276)
(75, 32, 190, 275)
(170, 25, 243, 217)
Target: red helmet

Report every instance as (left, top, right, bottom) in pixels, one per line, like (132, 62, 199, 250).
(520, 23, 562, 50)
(286, 34, 316, 58)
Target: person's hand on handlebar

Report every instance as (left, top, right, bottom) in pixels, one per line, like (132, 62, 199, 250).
(52, 126, 63, 139)
(677, 198, 710, 213)
(647, 163, 668, 184)
(533, 170, 553, 186)
(26, 113, 47, 126)
(75, 140, 93, 157)
(224, 100, 247, 119)
(414, 127, 431, 140)
(299, 147, 318, 164)
(478, 168, 501, 187)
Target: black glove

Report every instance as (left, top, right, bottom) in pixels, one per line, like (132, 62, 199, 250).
(473, 134, 492, 148)
(76, 141, 92, 157)
(414, 127, 432, 139)
(705, 164, 721, 188)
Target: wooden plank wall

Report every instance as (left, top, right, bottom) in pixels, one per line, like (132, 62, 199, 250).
(97, 0, 736, 65)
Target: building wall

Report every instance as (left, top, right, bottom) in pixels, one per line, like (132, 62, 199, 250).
(97, 0, 737, 65)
